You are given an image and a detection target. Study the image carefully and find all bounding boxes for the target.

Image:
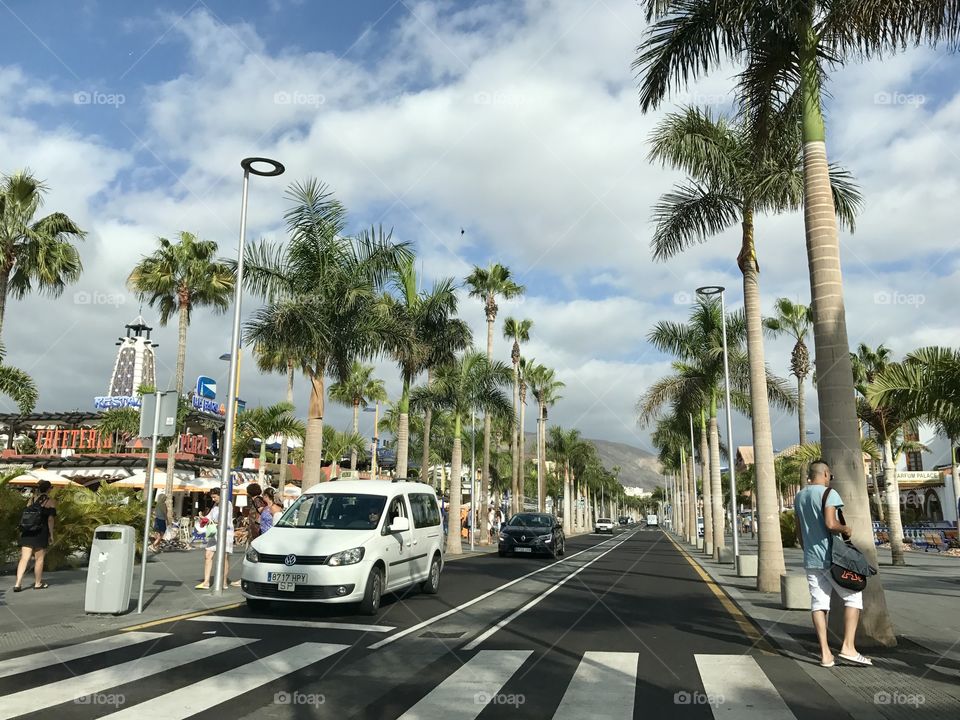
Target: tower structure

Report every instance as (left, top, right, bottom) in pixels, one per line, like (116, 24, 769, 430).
(95, 315, 157, 409)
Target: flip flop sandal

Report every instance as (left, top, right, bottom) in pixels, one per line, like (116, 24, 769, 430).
(819, 660, 835, 668)
(12, 586, 23, 593)
(195, 583, 211, 590)
(838, 653, 872, 666)
(33, 583, 49, 590)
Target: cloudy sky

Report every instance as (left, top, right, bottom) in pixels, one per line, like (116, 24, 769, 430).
(2, 0, 959, 466)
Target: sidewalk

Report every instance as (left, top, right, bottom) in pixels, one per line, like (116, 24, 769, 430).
(670, 530, 960, 719)
(0, 548, 242, 655)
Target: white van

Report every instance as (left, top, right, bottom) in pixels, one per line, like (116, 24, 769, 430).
(240, 480, 445, 615)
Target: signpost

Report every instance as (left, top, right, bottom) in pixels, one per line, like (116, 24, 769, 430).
(136, 390, 178, 614)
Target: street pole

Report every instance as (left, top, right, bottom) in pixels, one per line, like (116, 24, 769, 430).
(689, 413, 698, 544)
(213, 157, 284, 597)
(136, 392, 162, 614)
(371, 401, 379, 481)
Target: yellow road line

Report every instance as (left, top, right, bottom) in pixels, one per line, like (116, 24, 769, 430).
(121, 602, 243, 632)
(665, 532, 775, 655)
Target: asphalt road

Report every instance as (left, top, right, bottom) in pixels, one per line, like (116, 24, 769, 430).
(0, 527, 853, 719)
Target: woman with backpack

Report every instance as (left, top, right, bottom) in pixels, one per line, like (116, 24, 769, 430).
(13, 479, 56, 592)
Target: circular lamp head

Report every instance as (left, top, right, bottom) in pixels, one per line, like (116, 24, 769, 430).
(695, 285, 725, 297)
(240, 157, 285, 177)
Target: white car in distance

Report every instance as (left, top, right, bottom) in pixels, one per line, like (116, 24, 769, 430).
(594, 517, 615, 534)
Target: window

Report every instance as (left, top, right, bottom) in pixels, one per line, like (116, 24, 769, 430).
(275, 493, 386, 530)
(409, 493, 441, 528)
(383, 495, 410, 533)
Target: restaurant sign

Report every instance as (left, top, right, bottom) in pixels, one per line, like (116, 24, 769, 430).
(36, 430, 211, 454)
(192, 396, 226, 417)
(94, 395, 141, 409)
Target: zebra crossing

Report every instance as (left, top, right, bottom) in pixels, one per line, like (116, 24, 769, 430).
(0, 626, 804, 719)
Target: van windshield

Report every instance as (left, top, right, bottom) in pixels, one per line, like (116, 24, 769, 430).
(276, 493, 387, 530)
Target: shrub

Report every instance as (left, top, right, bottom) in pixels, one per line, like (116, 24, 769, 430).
(0, 485, 28, 562)
(44, 485, 146, 570)
(780, 510, 798, 548)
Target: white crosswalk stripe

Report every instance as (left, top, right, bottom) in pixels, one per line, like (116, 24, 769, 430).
(696, 654, 797, 720)
(397, 650, 531, 720)
(188, 614, 394, 633)
(99, 642, 349, 719)
(0, 636, 254, 720)
(0, 632, 167, 680)
(553, 652, 638, 720)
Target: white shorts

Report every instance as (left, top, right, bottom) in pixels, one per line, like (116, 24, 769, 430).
(204, 532, 234, 555)
(806, 569, 863, 612)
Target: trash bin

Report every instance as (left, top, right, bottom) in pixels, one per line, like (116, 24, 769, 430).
(85, 524, 136, 614)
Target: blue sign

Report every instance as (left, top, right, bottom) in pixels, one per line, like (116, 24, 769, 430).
(95, 396, 141, 409)
(196, 376, 217, 399)
(192, 395, 225, 417)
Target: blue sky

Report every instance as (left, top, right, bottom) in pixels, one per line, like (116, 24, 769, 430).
(2, 0, 960, 468)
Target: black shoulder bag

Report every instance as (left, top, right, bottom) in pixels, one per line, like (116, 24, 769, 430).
(820, 488, 877, 591)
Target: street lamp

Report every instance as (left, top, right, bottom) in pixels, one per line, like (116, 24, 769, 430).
(696, 285, 739, 562)
(363, 403, 380, 480)
(471, 411, 476, 552)
(213, 157, 284, 597)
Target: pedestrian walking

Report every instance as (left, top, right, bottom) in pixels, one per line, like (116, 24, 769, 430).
(794, 460, 871, 667)
(150, 493, 168, 552)
(13, 480, 56, 592)
(259, 486, 283, 535)
(245, 483, 266, 546)
(196, 487, 234, 590)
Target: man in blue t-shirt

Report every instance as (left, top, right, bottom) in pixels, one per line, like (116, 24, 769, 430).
(794, 460, 872, 667)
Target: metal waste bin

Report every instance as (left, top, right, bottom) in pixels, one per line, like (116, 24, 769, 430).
(85, 525, 136, 614)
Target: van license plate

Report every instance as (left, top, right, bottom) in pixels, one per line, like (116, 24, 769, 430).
(268, 572, 308, 589)
(514, 547, 532, 553)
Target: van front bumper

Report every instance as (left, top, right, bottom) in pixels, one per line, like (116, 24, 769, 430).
(240, 560, 369, 603)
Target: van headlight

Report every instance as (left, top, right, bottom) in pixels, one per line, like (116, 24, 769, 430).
(327, 547, 365, 566)
(245, 547, 259, 563)
(538, 534, 553, 542)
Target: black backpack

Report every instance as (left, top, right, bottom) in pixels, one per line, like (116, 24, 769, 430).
(19, 494, 47, 534)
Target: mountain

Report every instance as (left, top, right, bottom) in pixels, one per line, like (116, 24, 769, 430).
(524, 433, 664, 491)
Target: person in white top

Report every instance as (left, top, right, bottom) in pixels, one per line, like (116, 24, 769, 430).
(196, 487, 235, 590)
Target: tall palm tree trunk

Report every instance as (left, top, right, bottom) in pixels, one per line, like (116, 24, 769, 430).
(350, 401, 360, 471)
(302, 373, 325, 489)
(709, 412, 724, 560)
(511, 363, 520, 513)
(882, 437, 906, 566)
(796, 374, 807, 445)
(447, 420, 463, 556)
(0, 262, 11, 339)
(739, 213, 786, 589)
(396, 380, 410, 480)
(518, 392, 527, 513)
(801, 37, 895, 646)
(257, 442, 267, 487)
(951, 440, 960, 535)
(421, 369, 434, 485)
(164, 301, 190, 517)
(687, 453, 696, 545)
(279, 362, 294, 485)
(479, 317, 494, 545)
(700, 415, 713, 556)
(563, 463, 573, 536)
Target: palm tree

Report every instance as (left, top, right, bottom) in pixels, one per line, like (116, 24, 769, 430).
(241, 179, 412, 488)
(411, 350, 512, 555)
(235, 403, 306, 487)
(517, 356, 533, 513)
(0, 345, 38, 415)
(388, 258, 467, 480)
(632, 0, 957, 648)
(321, 426, 368, 479)
(0, 170, 85, 340)
(870, 347, 960, 535)
(641, 298, 793, 564)
(652, 411, 696, 544)
(329, 362, 387, 471)
(128, 230, 233, 499)
(466, 264, 524, 543)
(526, 363, 565, 513)
(763, 298, 815, 444)
(648, 108, 857, 590)
(503, 317, 533, 516)
(98, 407, 140, 452)
(251, 341, 302, 484)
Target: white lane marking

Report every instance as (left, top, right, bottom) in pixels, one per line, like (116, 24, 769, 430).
(695, 655, 796, 720)
(0, 632, 167, 680)
(397, 650, 530, 720)
(100, 642, 348, 719)
(462, 531, 637, 650)
(0, 637, 253, 720)
(369, 532, 629, 650)
(553, 652, 638, 720)
(188, 615, 394, 633)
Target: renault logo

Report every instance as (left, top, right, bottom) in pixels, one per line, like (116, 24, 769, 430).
(520, 535, 526, 541)
(284, 554, 297, 566)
